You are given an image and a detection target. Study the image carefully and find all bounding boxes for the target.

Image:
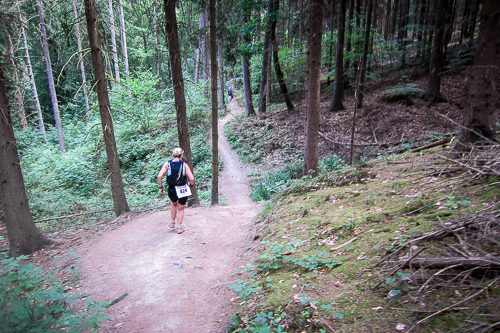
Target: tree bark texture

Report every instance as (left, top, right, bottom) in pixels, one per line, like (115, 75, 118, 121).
(258, 0, 276, 114)
(164, 0, 200, 204)
(108, 0, 121, 83)
(194, 11, 204, 85)
(330, 0, 347, 111)
(19, 9, 46, 141)
(458, 0, 500, 145)
(424, 0, 449, 103)
(72, 0, 91, 122)
(303, 0, 324, 177)
(270, 0, 294, 114)
(36, 0, 65, 152)
(0, 63, 50, 257)
(84, 0, 130, 216)
(210, 0, 218, 205)
(6, 35, 28, 130)
(119, 0, 130, 81)
(242, 15, 255, 117)
(356, 0, 373, 108)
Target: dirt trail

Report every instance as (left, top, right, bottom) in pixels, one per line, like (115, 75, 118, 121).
(78, 99, 259, 332)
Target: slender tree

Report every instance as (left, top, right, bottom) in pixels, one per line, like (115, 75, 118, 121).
(6, 35, 28, 130)
(303, 0, 324, 177)
(356, 0, 373, 107)
(242, 14, 255, 116)
(424, 0, 449, 103)
(164, 0, 200, 204)
(258, 0, 274, 114)
(270, 0, 294, 114)
(458, 0, 500, 146)
(330, 0, 347, 111)
(84, 0, 130, 216)
(0, 61, 52, 257)
(118, 0, 130, 81)
(18, 8, 45, 141)
(36, 0, 65, 152)
(108, 0, 121, 83)
(72, 0, 91, 121)
(210, 0, 218, 205)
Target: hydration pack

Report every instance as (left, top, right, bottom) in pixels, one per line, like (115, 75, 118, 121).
(167, 160, 187, 186)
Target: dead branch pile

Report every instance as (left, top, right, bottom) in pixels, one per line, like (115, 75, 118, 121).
(369, 146, 500, 332)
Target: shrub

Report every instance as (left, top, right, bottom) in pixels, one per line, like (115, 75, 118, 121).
(0, 255, 110, 332)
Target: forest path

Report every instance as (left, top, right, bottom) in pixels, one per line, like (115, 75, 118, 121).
(78, 98, 260, 332)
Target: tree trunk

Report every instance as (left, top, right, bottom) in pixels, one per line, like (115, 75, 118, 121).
(467, 0, 480, 43)
(303, 0, 324, 178)
(345, 0, 354, 74)
(6, 35, 28, 130)
(194, 11, 204, 85)
(242, 15, 255, 117)
(84, 0, 130, 216)
(390, 0, 399, 38)
(299, 0, 304, 43)
(154, 4, 161, 76)
(270, 0, 294, 114)
(424, 0, 448, 104)
(19, 9, 46, 141)
(203, 8, 210, 85)
(108, 0, 120, 83)
(356, 0, 373, 108)
(118, 0, 130, 81)
(164, 0, 200, 205)
(330, 0, 347, 111)
(210, 0, 218, 205)
(416, 0, 426, 59)
(73, 0, 91, 121)
(258, 0, 276, 114)
(384, 0, 392, 40)
(458, 0, 500, 146)
(218, 45, 224, 109)
(0, 63, 51, 257)
(36, 0, 65, 152)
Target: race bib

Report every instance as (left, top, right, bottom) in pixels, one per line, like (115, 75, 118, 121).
(175, 184, 191, 198)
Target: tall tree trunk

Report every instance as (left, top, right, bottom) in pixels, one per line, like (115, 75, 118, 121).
(345, 0, 354, 75)
(84, 0, 130, 216)
(203, 8, 210, 85)
(36, 0, 65, 152)
(6, 35, 28, 130)
(73, 0, 91, 121)
(258, 0, 276, 114)
(384, 0, 392, 40)
(154, 4, 161, 76)
(194, 11, 204, 85)
(299, 0, 304, 43)
(397, 0, 409, 65)
(108, 0, 120, 83)
(242, 15, 255, 117)
(416, 0, 426, 59)
(0, 63, 51, 257)
(118, 0, 129, 81)
(330, 0, 347, 111)
(164, 0, 200, 205)
(390, 0, 399, 38)
(218, 45, 224, 109)
(467, 0, 480, 43)
(424, 0, 448, 104)
(270, 0, 294, 114)
(210, 0, 218, 205)
(356, 0, 373, 107)
(303, 0, 324, 178)
(19, 9, 45, 141)
(266, 53, 272, 104)
(458, 0, 499, 146)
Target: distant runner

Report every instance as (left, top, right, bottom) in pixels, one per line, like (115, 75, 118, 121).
(157, 148, 195, 234)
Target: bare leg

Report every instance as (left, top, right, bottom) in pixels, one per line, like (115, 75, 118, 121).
(176, 204, 185, 225)
(170, 201, 178, 220)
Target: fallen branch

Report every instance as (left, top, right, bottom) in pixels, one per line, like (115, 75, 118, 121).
(34, 209, 114, 223)
(331, 236, 358, 251)
(408, 278, 500, 332)
(399, 257, 500, 269)
(411, 137, 451, 153)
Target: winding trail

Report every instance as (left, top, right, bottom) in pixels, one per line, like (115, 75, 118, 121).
(78, 99, 259, 332)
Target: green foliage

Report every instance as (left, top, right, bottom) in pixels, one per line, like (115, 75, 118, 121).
(379, 84, 424, 102)
(0, 255, 110, 332)
(250, 164, 303, 202)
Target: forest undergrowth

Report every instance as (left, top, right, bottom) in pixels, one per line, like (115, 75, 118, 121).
(223, 70, 500, 332)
